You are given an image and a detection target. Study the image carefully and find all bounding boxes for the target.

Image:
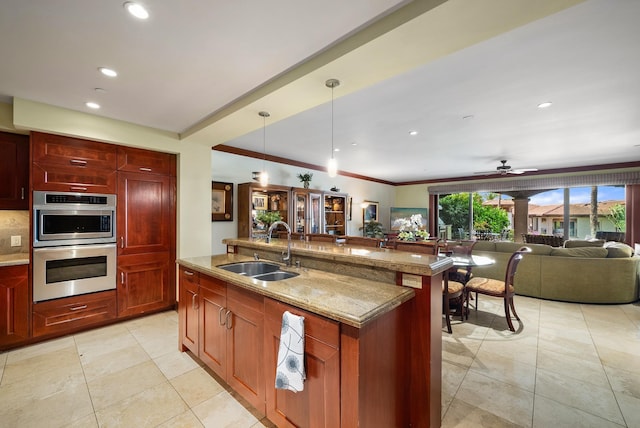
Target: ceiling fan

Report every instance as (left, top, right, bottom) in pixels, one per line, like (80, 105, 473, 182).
(474, 160, 538, 176)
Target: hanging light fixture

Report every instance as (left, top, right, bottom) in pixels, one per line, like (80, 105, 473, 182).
(258, 111, 270, 187)
(326, 78, 340, 178)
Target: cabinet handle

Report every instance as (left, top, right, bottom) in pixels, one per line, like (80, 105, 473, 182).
(225, 310, 233, 330)
(183, 270, 194, 276)
(21, 187, 25, 200)
(120, 236, 124, 249)
(69, 305, 88, 311)
(70, 159, 87, 166)
(139, 167, 152, 172)
(70, 186, 87, 192)
(219, 307, 226, 326)
(121, 272, 125, 284)
(192, 293, 198, 310)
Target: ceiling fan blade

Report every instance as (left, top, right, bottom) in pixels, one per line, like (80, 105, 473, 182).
(473, 170, 499, 175)
(510, 168, 538, 174)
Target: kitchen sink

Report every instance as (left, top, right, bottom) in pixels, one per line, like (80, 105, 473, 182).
(252, 271, 299, 281)
(217, 261, 280, 276)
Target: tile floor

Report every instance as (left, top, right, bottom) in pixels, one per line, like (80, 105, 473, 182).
(0, 296, 638, 427)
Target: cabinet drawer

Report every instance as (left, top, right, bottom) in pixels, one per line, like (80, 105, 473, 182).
(117, 146, 176, 176)
(32, 290, 117, 337)
(199, 273, 226, 296)
(265, 298, 339, 348)
(32, 162, 117, 193)
(31, 132, 117, 170)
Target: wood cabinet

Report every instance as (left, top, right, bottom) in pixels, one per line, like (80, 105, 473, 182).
(31, 132, 117, 193)
(0, 264, 30, 347)
(323, 192, 348, 236)
(32, 290, 117, 337)
(292, 188, 323, 236)
(238, 183, 290, 238)
(264, 298, 340, 428)
(0, 132, 29, 210)
(116, 149, 176, 318)
(178, 265, 265, 412)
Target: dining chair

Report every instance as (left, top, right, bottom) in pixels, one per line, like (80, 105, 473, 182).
(447, 240, 478, 283)
(393, 239, 440, 255)
(306, 233, 337, 243)
(465, 246, 531, 332)
(344, 236, 383, 248)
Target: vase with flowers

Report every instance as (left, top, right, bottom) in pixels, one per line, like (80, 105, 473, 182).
(297, 172, 313, 189)
(397, 214, 429, 241)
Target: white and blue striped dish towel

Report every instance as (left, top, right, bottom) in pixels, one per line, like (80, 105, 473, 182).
(275, 311, 306, 392)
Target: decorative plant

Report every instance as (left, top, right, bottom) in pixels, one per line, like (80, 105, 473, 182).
(255, 211, 282, 228)
(397, 214, 428, 241)
(296, 172, 313, 188)
(360, 220, 385, 238)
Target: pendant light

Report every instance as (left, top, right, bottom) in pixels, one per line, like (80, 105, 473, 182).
(258, 111, 270, 187)
(326, 78, 340, 178)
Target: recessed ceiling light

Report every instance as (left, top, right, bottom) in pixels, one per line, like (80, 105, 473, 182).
(85, 102, 100, 109)
(124, 2, 149, 19)
(537, 102, 552, 109)
(334, 148, 340, 152)
(409, 130, 418, 136)
(351, 142, 358, 146)
(99, 67, 118, 77)
(94, 88, 107, 93)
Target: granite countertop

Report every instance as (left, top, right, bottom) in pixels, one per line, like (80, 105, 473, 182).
(222, 237, 453, 276)
(178, 253, 416, 328)
(0, 253, 30, 267)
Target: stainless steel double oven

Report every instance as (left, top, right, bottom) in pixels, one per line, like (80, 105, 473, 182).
(32, 191, 117, 302)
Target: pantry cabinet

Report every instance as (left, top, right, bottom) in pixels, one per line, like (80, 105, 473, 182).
(116, 148, 176, 317)
(0, 132, 29, 210)
(0, 264, 30, 347)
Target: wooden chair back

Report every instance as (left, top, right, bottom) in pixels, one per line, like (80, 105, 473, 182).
(344, 236, 383, 248)
(307, 233, 337, 243)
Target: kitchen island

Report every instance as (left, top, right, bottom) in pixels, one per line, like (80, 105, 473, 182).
(178, 238, 452, 427)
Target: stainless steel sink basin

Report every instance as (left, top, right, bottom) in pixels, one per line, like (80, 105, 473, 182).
(217, 261, 280, 276)
(252, 271, 299, 281)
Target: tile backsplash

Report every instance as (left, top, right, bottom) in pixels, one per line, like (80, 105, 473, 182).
(0, 210, 29, 255)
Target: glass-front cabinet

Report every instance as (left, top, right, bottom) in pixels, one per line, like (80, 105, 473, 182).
(237, 183, 289, 239)
(323, 192, 348, 236)
(292, 189, 323, 236)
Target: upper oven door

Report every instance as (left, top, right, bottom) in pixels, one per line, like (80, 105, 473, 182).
(35, 209, 115, 246)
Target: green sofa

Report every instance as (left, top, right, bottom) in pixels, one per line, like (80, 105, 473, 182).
(469, 241, 640, 304)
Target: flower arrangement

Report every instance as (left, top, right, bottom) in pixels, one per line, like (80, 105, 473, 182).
(255, 211, 282, 227)
(397, 214, 429, 241)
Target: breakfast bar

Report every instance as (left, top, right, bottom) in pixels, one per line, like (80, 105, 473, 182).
(178, 238, 452, 427)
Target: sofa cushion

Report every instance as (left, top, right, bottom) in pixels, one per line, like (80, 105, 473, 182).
(604, 241, 634, 258)
(473, 241, 495, 252)
(550, 247, 608, 258)
(564, 239, 605, 248)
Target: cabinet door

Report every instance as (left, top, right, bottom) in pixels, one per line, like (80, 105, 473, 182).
(264, 298, 340, 428)
(226, 284, 265, 413)
(117, 146, 176, 176)
(117, 171, 175, 255)
(199, 275, 227, 378)
(32, 162, 118, 193)
(0, 132, 29, 210)
(178, 267, 199, 354)
(117, 252, 172, 317)
(0, 265, 30, 347)
(31, 132, 117, 170)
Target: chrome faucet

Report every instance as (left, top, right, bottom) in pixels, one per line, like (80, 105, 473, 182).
(266, 221, 291, 266)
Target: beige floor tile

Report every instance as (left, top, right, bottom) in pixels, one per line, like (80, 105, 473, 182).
(478, 335, 538, 366)
(537, 347, 609, 388)
(535, 368, 624, 425)
(156, 409, 205, 428)
(442, 397, 527, 428)
(454, 370, 534, 427)
(532, 395, 624, 428)
(154, 348, 201, 379)
(0, 381, 94, 428)
(133, 328, 180, 359)
(537, 325, 600, 363)
(192, 390, 260, 428)
(469, 349, 537, 392)
(615, 390, 640, 428)
(171, 366, 225, 407)
(597, 344, 640, 375)
(443, 339, 481, 368)
(81, 342, 151, 382)
(0, 351, 7, 381)
(604, 364, 640, 399)
(5, 335, 75, 364)
(1, 344, 82, 387)
(75, 325, 140, 364)
(95, 381, 189, 427)
(442, 360, 468, 414)
(68, 413, 99, 428)
(87, 360, 167, 410)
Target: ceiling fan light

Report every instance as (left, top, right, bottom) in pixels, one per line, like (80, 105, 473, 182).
(327, 158, 337, 178)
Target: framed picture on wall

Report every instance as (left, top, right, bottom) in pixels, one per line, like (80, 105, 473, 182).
(363, 201, 379, 223)
(390, 207, 428, 231)
(252, 194, 268, 210)
(212, 181, 233, 221)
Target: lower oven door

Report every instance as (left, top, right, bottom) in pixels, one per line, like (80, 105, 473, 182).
(33, 243, 117, 302)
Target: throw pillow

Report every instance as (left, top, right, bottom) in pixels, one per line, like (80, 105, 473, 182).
(563, 239, 605, 248)
(603, 241, 634, 258)
(550, 247, 608, 258)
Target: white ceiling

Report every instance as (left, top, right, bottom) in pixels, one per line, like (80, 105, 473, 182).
(2, 0, 639, 183)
